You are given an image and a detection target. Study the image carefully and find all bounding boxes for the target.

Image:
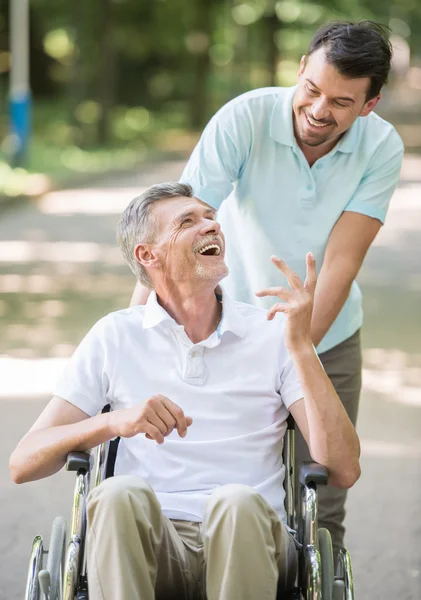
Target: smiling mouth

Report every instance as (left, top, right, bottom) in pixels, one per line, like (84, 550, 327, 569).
(305, 113, 333, 129)
(197, 244, 221, 256)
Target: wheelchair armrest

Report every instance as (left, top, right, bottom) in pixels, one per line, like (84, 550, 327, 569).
(66, 451, 92, 473)
(298, 461, 328, 487)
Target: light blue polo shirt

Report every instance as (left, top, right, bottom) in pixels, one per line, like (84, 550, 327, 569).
(180, 86, 404, 353)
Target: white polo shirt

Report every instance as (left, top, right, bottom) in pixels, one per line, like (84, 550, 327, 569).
(54, 291, 304, 523)
(180, 85, 404, 353)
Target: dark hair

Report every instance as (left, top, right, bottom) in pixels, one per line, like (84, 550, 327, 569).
(307, 21, 393, 100)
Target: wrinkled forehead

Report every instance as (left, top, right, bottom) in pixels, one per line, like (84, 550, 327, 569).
(304, 47, 370, 100)
(153, 195, 216, 233)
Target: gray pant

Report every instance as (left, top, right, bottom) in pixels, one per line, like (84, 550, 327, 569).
(87, 476, 298, 600)
(294, 329, 362, 557)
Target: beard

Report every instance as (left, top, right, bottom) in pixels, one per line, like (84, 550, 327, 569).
(295, 109, 337, 147)
(165, 252, 229, 284)
(194, 260, 229, 281)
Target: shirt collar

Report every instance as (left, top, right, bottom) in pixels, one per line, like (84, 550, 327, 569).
(142, 291, 175, 330)
(333, 118, 359, 154)
(269, 86, 297, 147)
(142, 289, 247, 340)
(270, 84, 359, 154)
(216, 287, 247, 339)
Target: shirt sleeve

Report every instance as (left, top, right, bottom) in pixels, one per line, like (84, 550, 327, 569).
(180, 98, 253, 209)
(344, 130, 404, 224)
(53, 318, 111, 417)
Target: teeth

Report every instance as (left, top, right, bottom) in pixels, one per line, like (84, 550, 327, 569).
(306, 114, 329, 128)
(198, 244, 220, 255)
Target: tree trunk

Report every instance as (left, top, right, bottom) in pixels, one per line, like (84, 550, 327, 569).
(189, 0, 213, 129)
(68, 0, 87, 136)
(97, 0, 116, 145)
(265, 9, 279, 87)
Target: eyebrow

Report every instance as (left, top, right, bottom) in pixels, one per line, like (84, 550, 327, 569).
(177, 208, 216, 222)
(306, 78, 355, 103)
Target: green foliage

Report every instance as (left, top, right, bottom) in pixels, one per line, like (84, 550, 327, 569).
(1, 0, 419, 163)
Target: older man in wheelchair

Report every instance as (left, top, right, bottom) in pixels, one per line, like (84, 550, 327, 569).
(11, 182, 360, 600)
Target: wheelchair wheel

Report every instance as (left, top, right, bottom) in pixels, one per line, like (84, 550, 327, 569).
(46, 517, 67, 599)
(24, 536, 44, 600)
(318, 528, 334, 600)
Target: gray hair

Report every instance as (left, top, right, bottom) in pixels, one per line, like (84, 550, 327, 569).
(116, 182, 193, 288)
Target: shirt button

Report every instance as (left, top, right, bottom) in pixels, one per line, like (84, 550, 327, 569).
(306, 184, 312, 191)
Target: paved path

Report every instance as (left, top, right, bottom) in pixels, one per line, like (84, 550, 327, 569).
(0, 156, 420, 599)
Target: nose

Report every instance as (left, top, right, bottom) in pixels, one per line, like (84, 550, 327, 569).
(200, 217, 221, 235)
(311, 96, 330, 121)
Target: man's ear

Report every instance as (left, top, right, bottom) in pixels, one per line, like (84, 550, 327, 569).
(134, 243, 158, 269)
(360, 93, 381, 117)
(298, 55, 306, 79)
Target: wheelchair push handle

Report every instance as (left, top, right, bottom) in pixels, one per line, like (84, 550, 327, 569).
(66, 451, 92, 473)
(299, 461, 328, 486)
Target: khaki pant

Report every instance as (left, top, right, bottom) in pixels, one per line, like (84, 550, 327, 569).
(86, 476, 298, 600)
(295, 329, 362, 558)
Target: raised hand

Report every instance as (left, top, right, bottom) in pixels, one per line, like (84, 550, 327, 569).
(255, 253, 316, 352)
(112, 394, 193, 444)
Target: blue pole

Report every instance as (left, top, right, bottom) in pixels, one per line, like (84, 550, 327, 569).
(10, 91, 32, 166)
(10, 0, 31, 167)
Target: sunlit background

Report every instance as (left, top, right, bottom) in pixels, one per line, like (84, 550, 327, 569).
(1, 1, 421, 194)
(0, 1, 421, 599)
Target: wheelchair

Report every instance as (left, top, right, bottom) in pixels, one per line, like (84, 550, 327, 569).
(24, 415, 354, 600)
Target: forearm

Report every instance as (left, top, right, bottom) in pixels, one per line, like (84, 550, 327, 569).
(311, 261, 354, 348)
(130, 281, 150, 306)
(291, 345, 360, 488)
(10, 412, 114, 484)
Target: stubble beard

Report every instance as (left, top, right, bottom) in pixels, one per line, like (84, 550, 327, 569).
(294, 108, 335, 148)
(170, 253, 229, 283)
(297, 121, 332, 147)
(194, 260, 229, 282)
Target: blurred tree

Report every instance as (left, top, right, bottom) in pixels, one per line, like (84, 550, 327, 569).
(1, 0, 419, 152)
(97, 0, 116, 144)
(188, 0, 213, 128)
(264, 2, 281, 86)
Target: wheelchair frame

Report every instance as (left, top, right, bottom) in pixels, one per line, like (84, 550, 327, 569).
(24, 417, 354, 600)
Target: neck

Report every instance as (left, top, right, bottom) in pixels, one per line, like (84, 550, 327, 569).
(297, 136, 340, 167)
(154, 282, 222, 344)
(292, 111, 344, 167)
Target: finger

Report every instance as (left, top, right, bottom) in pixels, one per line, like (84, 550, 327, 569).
(163, 397, 188, 438)
(270, 256, 302, 291)
(149, 395, 177, 435)
(255, 287, 293, 301)
(304, 252, 317, 293)
(267, 302, 288, 321)
(144, 424, 165, 444)
(155, 404, 177, 436)
(146, 411, 169, 436)
(147, 417, 193, 439)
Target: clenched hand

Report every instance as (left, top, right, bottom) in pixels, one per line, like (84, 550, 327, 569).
(112, 394, 193, 444)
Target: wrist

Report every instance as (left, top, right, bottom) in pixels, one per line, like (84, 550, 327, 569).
(288, 339, 316, 360)
(105, 410, 119, 439)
